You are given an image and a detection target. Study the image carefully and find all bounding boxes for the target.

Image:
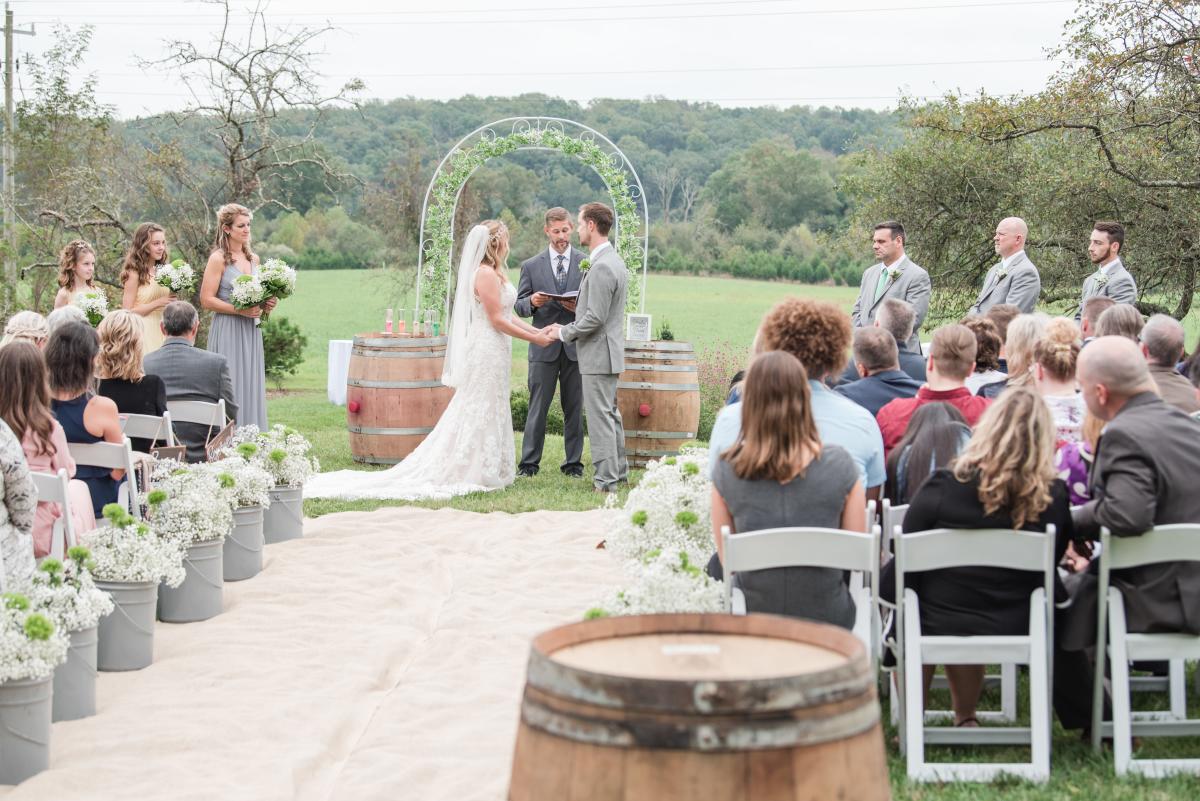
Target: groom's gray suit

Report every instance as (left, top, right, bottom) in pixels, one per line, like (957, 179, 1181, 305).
(560, 241, 628, 491)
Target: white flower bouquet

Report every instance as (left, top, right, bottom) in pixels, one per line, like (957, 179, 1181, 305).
(82, 505, 186, 588)
(229, 273, 268, 326)
(74, 290, 108, 326)
(227, 425, 318, 488)
(0, 593, 69, 683)
(28, 546, 114, 634)
(155, 259, 196, 295)
(208, 453, 274, 509)
(258, 258, 296, 298)
(147, 461, 233, 545)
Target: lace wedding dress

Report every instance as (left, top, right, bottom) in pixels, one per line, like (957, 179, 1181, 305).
(304, 272, 516, 501)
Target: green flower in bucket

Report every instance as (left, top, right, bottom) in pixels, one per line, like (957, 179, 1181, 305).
(22, 613, 55, 641)
(674, 510, 699, 529)
(3, 593, 29, 611)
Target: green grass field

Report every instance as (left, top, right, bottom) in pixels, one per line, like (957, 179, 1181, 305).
(266, 269, 1200, 800)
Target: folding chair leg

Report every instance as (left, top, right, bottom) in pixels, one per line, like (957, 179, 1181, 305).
(1001, 662, 1018, 722)
(1109, 594, 1134, 776)
(903, 593, 925, 776)
(1170, 659, 1187, 720)
(1028, 603, 1051, 779)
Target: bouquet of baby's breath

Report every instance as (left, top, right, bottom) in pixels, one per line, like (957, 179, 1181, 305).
(257, 259, 296, 319)
(209, 454, 273, 509)
(75, 291, 108, 326)
(227, 425, 318, 488)
(155, 259, 196, 294)
(82, 505, 186, 587)
(0, 593, 69, 682)
(28, 546, 114, 634)
(147, 462, 233, 545)
(230, 273, 268, 326)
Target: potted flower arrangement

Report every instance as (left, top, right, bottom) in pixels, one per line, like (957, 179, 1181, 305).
(147, 461, 233, 623)
(0, 592, 68, 783)
(29, 547, 114, 721)
(82, 504, 186, 671)
(229, 425, 317, 543)
(213, 446, 274, 581)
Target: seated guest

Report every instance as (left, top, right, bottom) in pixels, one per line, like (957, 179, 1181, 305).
(884, 402, 969, 505)
(0, 342, 96, 557)
(984, 303, 1021, 372)
(96, 310, 168, 453)
(1, 311, 49, 349)
(46, 304, 86, 335)
(1055, 337, 1200, 731)
(880, 389, 1072, 727)
(840, 298, 926, 383)
(977, 313, 1048, 399)
(836, 328, 922, 416)
(46, 322, 126, 517)
(1079, 296, 1115, 346)
(1095, 302, 1143, 342)
(0, 418, 35, 586)
(1189, 359, 1200, 419)
(1055, 411, 1102, 507)
(1033, 318, 1085, 442)
(709, 298, 885, 503)
(143, 301, 238, 462)
(1139, 314, 1199, 414)
(876, 324, 991, 455)
(725, 370, 746, 406)
(711, 351, 865, 628)
(962, 316, 1005, 394)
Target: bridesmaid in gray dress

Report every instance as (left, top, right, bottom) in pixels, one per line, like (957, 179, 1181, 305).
(199, 203, 275, 430)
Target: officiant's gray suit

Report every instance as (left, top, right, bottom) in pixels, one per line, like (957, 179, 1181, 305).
(515, 246, 586, 475)
(850, 256, 931, 352)
(560, 242, 628, 491)
(969, 251, 1041, 315)
(1076, 257, 1137, 321)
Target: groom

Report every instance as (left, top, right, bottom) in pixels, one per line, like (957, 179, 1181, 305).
(554, 202, 628, 493)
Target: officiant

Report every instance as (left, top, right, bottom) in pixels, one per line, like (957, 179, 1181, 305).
(514, 207, 586, 478)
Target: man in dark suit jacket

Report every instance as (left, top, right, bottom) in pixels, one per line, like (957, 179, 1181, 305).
(835, 328, 923, 417)
(838, 298, 926, 385)
(513, 208, 585, 477)
(143, 301, 238, 463)
(1053, 336, 1200, 729)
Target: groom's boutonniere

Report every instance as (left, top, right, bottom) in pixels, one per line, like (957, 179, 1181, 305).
(579, 259, 592, 274)
(885, 264, 902, 282)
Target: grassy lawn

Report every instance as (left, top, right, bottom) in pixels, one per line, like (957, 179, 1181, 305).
(266, 269, 1200, 799)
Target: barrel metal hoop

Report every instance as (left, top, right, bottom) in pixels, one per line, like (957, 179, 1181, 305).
(519, 696, 879, 751)
(624, 341, 694, 351)
(346, 379, 446, 389)
(629, 449, 689, 458)
(351, 348, 444, 359)
(617, 382, 700, 392)
(625, 431, 696, 439)
(348, 425, 435, 436)
(353, 336, 448, 347)
(621, 364, 698, 373)
(352, 456, 405, 465)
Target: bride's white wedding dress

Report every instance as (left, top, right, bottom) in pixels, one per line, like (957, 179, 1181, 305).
(304, 273, 516, 501)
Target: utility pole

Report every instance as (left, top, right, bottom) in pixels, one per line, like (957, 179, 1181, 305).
(1, 3, 34, 308)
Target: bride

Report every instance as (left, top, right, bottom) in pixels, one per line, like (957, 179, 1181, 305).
(305, 221, 557, 500)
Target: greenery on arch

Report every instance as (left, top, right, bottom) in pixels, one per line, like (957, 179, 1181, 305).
(420, 126, 644, 314)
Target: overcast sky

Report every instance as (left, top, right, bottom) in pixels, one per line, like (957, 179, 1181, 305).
(10, 0, 1078, 119)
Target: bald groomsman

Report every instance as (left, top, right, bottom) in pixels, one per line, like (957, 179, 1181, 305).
(970, 217, 1040, 314)
(850, 221, 931, 353)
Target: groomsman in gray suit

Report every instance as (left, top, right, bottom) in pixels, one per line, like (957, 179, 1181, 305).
(557, 202, 628, 493)
(851, 221, 931, 352)
(970, 217, 1041, 314)
(1076, 220, 1137, 321)
(514, 208, 586, 477)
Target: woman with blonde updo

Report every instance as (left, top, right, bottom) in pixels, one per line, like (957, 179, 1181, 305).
(96, 310, 167, 453)
(199, 203, 272, 429)
(1032, 317, 1085, 443)
(1, 311, 49, 348)
(52, 240, 98, 309)
(120, 222, 172, 356)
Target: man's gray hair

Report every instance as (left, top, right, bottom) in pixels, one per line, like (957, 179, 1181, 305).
(853, 327, 899, 373)
(876, 298, 915, 344)
(46, 305, 86, 335)
(1141, 313, 1185, 366)
(162, 301, 199, 337)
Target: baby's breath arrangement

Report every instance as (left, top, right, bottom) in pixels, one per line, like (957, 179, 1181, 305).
(28, 547, 114, 634)
(213, 453, 274, 508)
(0, 593, 69, 682)
(148, 462, 233, 544)
(227, 424, 318, 488)
(82, 505, 186, 587)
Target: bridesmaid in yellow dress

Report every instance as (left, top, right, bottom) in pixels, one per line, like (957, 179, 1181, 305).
(120, 222, 172, 356)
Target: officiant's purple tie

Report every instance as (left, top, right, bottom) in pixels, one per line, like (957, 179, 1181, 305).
(555, 254, 567, 293)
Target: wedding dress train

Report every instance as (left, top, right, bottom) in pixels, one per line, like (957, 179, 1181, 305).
(304, 277, 516, 501)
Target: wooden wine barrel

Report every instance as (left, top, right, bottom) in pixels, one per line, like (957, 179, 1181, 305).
(618, 341, 701, 469)
(345, 333, 454, 465)
(509, 613, 890, 801)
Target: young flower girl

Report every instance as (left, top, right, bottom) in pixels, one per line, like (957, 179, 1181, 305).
(53, 240, 99, 309)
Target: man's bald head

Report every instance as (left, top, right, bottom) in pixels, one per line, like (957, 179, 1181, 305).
(1077, 335, 1157, 420)
(1140, 313, 1185, 367)
(994, 217, 1028, 259)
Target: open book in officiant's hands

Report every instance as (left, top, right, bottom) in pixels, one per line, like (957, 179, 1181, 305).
(544, 290, 579, 302)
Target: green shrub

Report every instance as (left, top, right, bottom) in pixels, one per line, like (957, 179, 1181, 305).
(509, 388, 565, 435)
(262, 316, 307, 389)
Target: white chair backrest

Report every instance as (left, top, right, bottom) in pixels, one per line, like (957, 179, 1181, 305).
(67, 437, 140, 517)
(896, 526, 1054, 575)
(120, 411, 176, 446)
(30, 469, 76, 558)
(166, 399, 226, 428)
(1100, 524, 1200, 572)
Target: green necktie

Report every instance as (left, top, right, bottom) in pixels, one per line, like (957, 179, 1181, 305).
(874, 267, 891, 302)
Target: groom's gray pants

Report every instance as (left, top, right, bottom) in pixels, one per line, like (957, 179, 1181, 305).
(582, 372, 627, 490)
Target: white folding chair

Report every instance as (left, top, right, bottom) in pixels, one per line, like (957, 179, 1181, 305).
(1091, 525, 1200, 776)
(896, 526, 1055, 783)
(30, 469, 77, 561)
(721, 524, 881, 665)
(120, 411, 176, 448)
(880, 499, 908, 563)
(68, 438, 141, 525)
(166, 399, 226, 429)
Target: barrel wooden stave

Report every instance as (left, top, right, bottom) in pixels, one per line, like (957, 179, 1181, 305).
(509, 614, 891, 801)
(618, 340, 702, 469)
(345, 333, 454, 464)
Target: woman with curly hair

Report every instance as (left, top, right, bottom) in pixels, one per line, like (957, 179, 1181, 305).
(96, 310, 167, 453)
(879, 388, 1072, 727)
(120, 222, 172, 356)
(52, 240, 98, 310)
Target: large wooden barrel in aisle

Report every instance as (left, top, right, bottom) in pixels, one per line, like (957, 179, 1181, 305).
(345, 333, 454, 465)
(618, 340, 701, 468)
(509, 613, 890, 801)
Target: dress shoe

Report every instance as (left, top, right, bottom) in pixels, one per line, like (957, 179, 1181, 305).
(562, 467, 585, 478)
(517, 466, 538, 478)
(593, 486, 614, 494)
